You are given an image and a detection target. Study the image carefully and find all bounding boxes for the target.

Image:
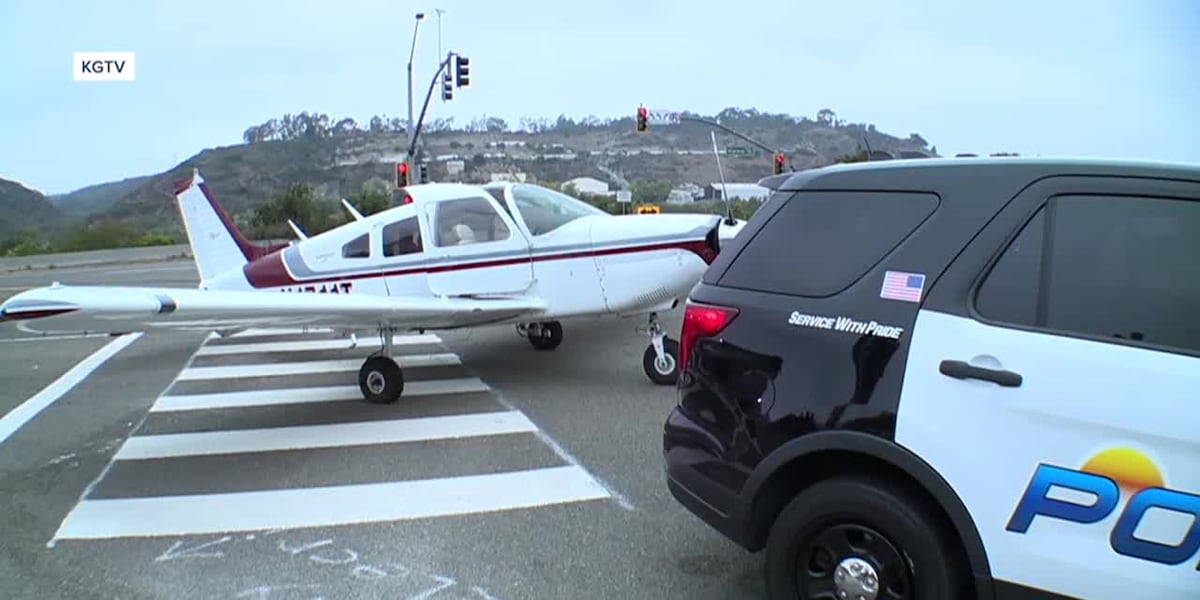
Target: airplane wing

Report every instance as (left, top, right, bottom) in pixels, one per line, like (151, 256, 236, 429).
(0, 283, 548, 336)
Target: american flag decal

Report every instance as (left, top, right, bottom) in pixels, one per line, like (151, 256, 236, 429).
(880, 270, 925, 303)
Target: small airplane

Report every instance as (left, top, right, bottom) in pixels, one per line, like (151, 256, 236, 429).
(1, 170, 734, 403)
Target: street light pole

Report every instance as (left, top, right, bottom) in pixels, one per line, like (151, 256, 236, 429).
(407, 12, 425, 161)
(435, 9, 446, 60)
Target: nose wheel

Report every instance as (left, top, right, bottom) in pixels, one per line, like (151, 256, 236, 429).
(358, 328, 405, 404)
(642, 313, 680, 385)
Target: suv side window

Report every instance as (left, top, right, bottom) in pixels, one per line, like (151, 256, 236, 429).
(341, 233, 370, 259)
(720, 191, 938, 297)
(977, 194, 1200, 353)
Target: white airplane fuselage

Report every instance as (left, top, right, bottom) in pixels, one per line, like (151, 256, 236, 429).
(202, 182, 721, 329)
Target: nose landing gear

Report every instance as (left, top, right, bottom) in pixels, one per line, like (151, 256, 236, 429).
(642, 312, 680, 385)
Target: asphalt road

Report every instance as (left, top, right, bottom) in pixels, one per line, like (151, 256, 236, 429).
(0, 259, 764, 600)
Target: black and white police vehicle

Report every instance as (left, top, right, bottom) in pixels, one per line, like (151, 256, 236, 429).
(662, 157, 1199, 599)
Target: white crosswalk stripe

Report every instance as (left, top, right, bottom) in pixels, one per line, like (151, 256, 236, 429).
(53, 328, 616, 541)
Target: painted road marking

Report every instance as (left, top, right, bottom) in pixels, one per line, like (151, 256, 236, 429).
(194, 335, 442, 355)
(150, 378, 490, 412)
(0, 333, 143, 446)
(175, 354, 460, 381)
(53, 465, 611, 539)
(114, 411, 538, 460)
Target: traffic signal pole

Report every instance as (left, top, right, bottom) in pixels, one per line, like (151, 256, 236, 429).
(408, 52, 456, 159)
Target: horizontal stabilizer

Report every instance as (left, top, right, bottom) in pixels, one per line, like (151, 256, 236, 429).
(0, 284, 548, 335)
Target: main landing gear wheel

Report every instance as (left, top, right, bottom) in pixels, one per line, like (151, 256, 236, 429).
(526, 320, 563, 351)
(641, 312, 680, 385)
(359, 356, 404, 404)
(764, 476, 971, 600)
(358, 328, 405, 404)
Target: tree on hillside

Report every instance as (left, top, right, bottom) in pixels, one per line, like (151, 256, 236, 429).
(347, 179, 392, 216)
(631, 180, 671, 204)
(250, 183, 327, 239)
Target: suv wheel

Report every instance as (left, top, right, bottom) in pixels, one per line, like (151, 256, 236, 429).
(764, 476, 967, 600)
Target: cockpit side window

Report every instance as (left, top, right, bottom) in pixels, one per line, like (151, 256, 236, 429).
(382, 216, 423, 257)
(511, 184, 608, 236)
(434, 196, 511, 247)
(341, 233, 370, 259)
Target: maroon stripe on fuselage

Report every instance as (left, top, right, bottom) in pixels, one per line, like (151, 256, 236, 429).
(243, 239, 710, 289)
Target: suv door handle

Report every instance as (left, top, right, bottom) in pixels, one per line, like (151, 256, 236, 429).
(938, 360, 1023, 387)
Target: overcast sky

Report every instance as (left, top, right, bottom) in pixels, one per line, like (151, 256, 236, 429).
(1, 0, 1197, 194)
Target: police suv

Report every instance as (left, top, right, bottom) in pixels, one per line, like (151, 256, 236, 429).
(662, 157, 1198, 599)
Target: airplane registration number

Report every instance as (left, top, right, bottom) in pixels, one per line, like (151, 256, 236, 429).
(279, 282, 353, 294)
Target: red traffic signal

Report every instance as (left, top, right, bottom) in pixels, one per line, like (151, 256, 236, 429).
(773, 152, 786, 175)
(636, 106, 649, 133)
(396, 162, 410, 188)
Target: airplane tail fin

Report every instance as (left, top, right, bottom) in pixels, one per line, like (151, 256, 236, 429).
(173, 169, 280, 285)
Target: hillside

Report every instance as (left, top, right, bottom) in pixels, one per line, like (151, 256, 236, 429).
(0, 178, 66, 236)
(18, 107, 938, 240)
(48, 175, 155, 217)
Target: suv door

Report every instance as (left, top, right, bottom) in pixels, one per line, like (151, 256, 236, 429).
(423, 194, 533, 296)
(895, 178, 1200, 598)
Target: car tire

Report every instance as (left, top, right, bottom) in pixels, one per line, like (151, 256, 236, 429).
(764, 475, 969, 600)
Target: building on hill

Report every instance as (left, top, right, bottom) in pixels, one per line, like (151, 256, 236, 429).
(705, 183, 770, 201)
(563, 176, 610, 195)
(489, 172, 527, 183)
(666, 183, 705, 205)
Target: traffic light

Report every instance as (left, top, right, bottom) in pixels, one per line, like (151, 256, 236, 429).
(636, 106, 648, 133)
(442, 69, 453, 101)
(455, 55, 469, 87)
(419, 163, 428, 183)
(773, 152, 786, 175)
(396, 162, 410, 188)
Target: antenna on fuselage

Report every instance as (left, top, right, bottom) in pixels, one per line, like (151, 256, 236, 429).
(287, 220, 309, 240)
(710, 131, 737, 226)
(341, 198, 365, 221)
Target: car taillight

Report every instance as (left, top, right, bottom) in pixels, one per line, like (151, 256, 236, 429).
(679, 301, 739, 370)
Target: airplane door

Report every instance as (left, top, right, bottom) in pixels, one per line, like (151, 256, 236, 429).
(894, 180, 1200, 599)
(423, 194, 533, 297)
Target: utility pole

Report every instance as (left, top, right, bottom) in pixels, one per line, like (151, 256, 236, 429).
(406, 12, 426, 164)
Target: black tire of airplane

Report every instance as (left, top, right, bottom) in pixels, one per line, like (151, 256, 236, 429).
(358, 356, 405, 404)
(763, 475, 970, 600)
(642, 337, 680, 385)
(528, 321, 564, 351)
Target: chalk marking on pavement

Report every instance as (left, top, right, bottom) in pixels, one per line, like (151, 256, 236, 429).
(150, 378, 490, 412)
(0, 333, 143, 447)
(175, 354, 460, 380)
(113, 411, 538, 460)
(53, 465, 611, 539)
(193, 335, 441, 355)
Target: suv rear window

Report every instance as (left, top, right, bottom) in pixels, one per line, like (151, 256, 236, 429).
(719, 191, 938, 297)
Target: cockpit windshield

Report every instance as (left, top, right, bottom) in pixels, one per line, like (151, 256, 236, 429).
(510, 184, 609, 235)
